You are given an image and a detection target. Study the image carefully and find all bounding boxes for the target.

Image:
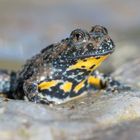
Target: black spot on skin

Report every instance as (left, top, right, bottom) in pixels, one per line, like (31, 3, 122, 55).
(89, 64, 96, 70)
(95, 57, 100, 59)
(81, 66, 86, 68)
(100, 79, 106, 89)
(83, 59, 87, 62)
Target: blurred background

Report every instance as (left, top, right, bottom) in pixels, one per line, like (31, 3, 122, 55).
(0, 0, 140, 72)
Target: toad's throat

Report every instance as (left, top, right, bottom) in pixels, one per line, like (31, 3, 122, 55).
(67, 55, 109, 72)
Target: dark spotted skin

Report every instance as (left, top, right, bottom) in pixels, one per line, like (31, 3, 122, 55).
(0, 25, 118, 104)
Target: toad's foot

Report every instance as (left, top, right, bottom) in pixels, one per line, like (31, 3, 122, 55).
(23, 81, 54, 104)
(88, 71, 131, 92)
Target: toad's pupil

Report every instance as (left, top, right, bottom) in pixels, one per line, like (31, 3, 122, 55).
(75, 33, 82, 40)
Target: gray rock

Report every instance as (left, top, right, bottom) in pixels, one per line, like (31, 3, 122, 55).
(0, 58, 140, 140)
(113, 58, 140, 88)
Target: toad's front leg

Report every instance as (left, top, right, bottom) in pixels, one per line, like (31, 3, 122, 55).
(88, 70, 130, 92)
(23, 80, 53, 104)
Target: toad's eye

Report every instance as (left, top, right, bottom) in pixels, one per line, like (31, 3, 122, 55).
(70, 29, 88, 43)
(90, 25, 108, 35)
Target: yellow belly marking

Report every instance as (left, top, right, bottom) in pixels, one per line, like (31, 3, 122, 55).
(60, 81, 73, 92)
(74, 80, 86, 93)
(38, 80, 60, 90)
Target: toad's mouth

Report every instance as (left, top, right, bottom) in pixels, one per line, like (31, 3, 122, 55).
(77, 49, 114, 59)
(68, 47, 114, 60)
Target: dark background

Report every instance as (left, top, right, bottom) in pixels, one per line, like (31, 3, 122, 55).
(0, 0, 139, 72)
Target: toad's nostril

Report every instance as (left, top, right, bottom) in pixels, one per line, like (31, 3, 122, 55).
(87, 43, 94, 50)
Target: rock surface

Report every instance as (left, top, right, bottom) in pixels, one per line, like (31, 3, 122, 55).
(0, 58, 140, 140)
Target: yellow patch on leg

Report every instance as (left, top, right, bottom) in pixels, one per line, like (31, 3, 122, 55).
(60, 82, 73, 92)
(87, 76, 101, 88)
(38, 80, 60, 90)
